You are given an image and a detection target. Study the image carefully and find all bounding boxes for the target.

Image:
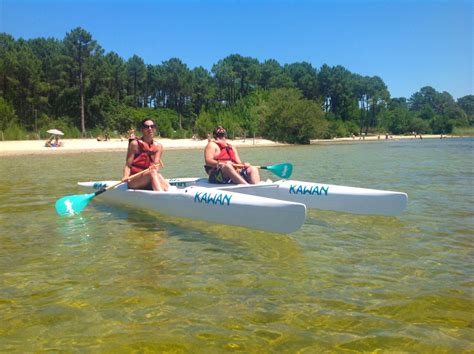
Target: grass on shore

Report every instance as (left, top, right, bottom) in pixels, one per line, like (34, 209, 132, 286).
(452, 127, 474, 136)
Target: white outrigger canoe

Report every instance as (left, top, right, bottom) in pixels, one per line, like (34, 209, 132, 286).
(166, 178, 408, 216)
(78, 182, 307, 234)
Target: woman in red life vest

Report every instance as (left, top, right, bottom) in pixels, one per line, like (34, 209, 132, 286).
(204, 126, 260, 184)
(122, 118, 169, 191)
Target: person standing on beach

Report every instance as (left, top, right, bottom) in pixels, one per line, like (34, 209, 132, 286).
(122, 118, 169, 191)
(204, 125, 260, 184)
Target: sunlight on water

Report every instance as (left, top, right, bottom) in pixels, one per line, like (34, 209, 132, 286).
(0, 138, 472, 351)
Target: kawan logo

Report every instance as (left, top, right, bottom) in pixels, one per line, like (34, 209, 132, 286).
(289, 184, 329, 196)
(194, 191, 232, 206)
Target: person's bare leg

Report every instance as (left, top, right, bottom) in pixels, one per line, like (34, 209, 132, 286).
(157, 173, 169, 191)
(221, 164, 248, 184)
(149, 169, 163, 191)
(128, 174, 152, 189)
(246, 166, 260, 184)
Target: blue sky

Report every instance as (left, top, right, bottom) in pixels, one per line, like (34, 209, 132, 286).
(1, 0, 472, 99)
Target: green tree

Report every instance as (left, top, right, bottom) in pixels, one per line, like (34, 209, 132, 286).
(283, 62, 319, 100)
(318, 65, 358, 122)
(126, 54, 146, 107)
(259, 59, 293, 89)
(0, 96, 17, 131)
(264, 88, 328, 143)
(191, 66, 216, 116)
(381, 107, 413, 134)
(364, 76, 389, 133)
(212, 59, 237, 105)
(194, 110, 211, 138)
(0, 37, 46, 129)
(147, 64, 164, 108)
(409, 117, 431, 134)
(212, 54, 260, 105)
(63, 27, 101, 134)
(409, 87, 469, 131)
(0, 33, 17, 102)
(457, 95, 474, 116)
(430, 114, 453, 134)
(456, 95, 474, 125)
(160, 58, 192, 129)
(27, 37, 65, 122)
(104, 52, 127, 102)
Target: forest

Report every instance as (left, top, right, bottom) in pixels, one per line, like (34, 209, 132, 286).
(1, 27, 473, 143)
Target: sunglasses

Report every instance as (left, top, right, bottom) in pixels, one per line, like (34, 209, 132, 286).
(142, 124, 156, 129)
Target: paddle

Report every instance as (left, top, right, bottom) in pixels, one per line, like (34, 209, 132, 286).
(233, 162, 293, 179)
(55, 164, 160, 216)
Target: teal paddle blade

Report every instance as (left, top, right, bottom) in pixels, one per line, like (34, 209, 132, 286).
(55, 193, 95, 216)
(265, 163, 293, 178)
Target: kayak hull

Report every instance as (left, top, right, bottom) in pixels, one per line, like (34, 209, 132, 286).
(78, 182, 306, 234)
(167, 178, 408, 216)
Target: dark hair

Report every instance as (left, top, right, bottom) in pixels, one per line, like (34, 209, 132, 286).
(213, 126, 227, 138)
(140, 118, 155, 128)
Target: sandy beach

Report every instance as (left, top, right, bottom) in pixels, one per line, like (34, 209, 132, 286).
(0, 134, 452, 157)
(0, 137, 287, 157)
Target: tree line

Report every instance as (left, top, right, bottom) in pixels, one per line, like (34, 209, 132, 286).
(1, 27, 472, 143)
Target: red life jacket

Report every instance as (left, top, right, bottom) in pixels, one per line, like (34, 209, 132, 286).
(130, 138, 158, 175)
(214, 140, 238, 163)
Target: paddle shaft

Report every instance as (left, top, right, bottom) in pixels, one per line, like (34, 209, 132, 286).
(233, 163, 264, 169)
(95, 162, 162, 196)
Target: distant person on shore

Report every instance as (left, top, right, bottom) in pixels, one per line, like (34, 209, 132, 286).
(204, 125, 260, 184)
(45, 136, 63, 147)
(122, 118, 169, 191)
(97, 132, 110, 141)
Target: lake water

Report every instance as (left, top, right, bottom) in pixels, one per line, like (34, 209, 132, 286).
(1, 138, 472, 351)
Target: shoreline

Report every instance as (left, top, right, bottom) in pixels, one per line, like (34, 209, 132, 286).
(310, 134, 456, 144)
(0, 134, 459, 157)
(0, 137, 287, 157)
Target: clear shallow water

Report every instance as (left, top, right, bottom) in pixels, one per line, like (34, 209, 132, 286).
(0, 138, 472, 351)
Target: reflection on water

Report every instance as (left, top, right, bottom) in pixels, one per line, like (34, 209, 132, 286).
(0, 139, 472, 351)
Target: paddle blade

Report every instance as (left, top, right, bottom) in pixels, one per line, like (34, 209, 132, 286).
(265, 163, 293, 178)
(55, 193, 95, 216)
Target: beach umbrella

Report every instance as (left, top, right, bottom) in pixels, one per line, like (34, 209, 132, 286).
(46, 129, 64, 135)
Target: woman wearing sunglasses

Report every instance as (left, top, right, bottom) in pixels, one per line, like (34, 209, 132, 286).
(122, 118, 169, 191)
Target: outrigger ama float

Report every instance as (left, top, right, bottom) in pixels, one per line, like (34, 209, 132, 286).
(166, 177, 408, 216)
